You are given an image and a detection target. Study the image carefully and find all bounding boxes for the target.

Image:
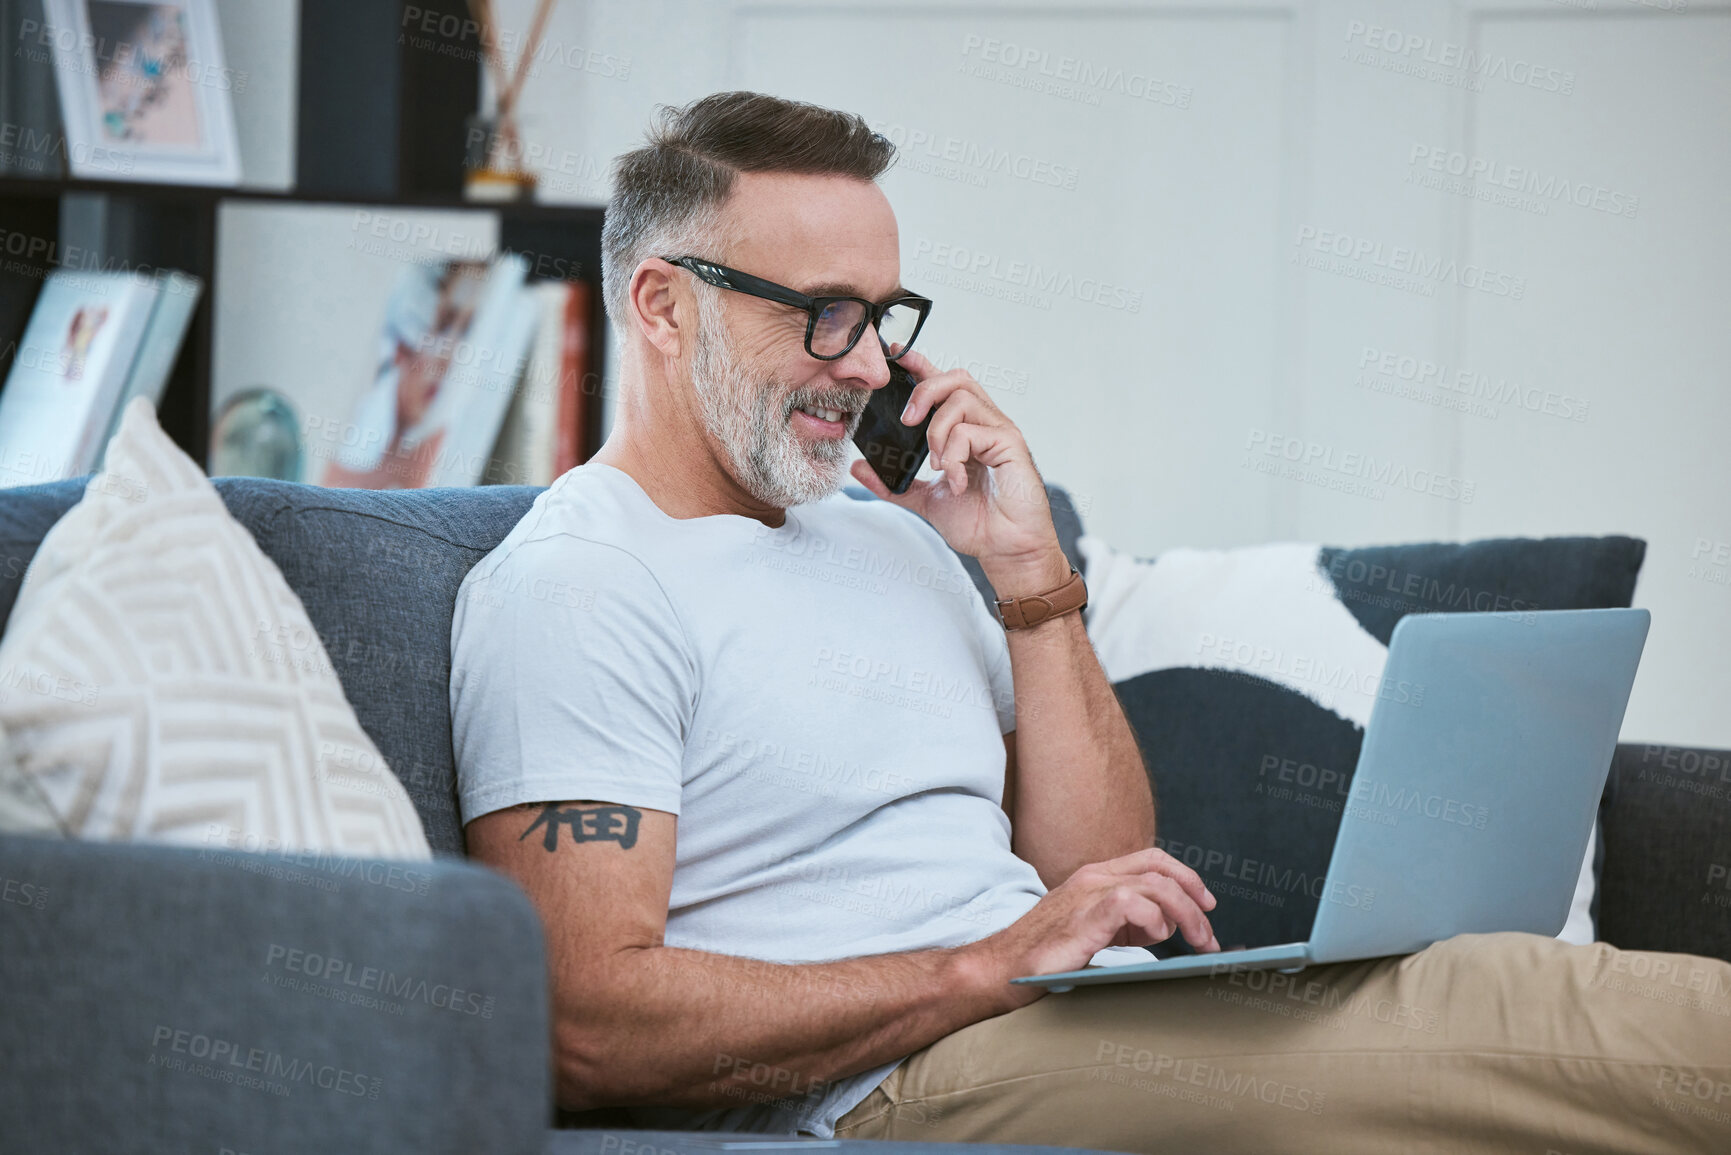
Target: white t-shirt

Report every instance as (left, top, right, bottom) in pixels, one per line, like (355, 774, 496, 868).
(449, 462, 1135, 1135)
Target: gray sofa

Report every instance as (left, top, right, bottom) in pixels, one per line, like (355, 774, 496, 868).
(2, 475, 1726, 1153)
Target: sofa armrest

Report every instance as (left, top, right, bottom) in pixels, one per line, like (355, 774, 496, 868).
(0, 834, 551, 1154)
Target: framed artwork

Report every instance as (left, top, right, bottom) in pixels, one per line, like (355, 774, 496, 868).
(43, 0, 241, 184)
(319, 253, 534, 490)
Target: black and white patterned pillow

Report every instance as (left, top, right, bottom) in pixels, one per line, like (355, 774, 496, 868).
(1083, 534, 1646, 952)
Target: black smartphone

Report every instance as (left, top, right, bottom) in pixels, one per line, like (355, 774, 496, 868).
(852, 361, 932, 494)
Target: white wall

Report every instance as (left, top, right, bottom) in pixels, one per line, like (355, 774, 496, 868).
(485, 0, 1731, 748)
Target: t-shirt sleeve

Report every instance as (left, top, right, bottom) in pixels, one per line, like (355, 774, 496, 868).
(449, 533, 696, 824)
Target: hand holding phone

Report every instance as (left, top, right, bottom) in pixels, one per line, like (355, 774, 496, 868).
(851, 360, 931, 494)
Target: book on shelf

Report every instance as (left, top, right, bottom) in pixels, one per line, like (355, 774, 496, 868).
(490, 281, 568, 487)
(552, 278, 593, 476)
(96, 271, 203, 467)
(0, 267, 204, 487)
(489, 278, 594, 487)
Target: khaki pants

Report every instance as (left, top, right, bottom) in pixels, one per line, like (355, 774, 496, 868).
(833, 934, 1731, 1154)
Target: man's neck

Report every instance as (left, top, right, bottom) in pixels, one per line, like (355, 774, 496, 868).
(589, 386, 789, 529)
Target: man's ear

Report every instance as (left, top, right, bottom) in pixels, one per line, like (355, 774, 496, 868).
(629, 259, 689, 361)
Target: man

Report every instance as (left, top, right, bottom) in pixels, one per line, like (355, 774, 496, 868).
(451, 92, 1729, 1154)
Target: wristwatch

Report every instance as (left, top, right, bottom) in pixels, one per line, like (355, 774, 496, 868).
(995, 565, 1088, 631)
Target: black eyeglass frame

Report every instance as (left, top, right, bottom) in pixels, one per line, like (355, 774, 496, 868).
(661, 255, 932, 362)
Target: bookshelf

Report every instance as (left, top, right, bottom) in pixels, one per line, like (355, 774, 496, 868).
(0, 0, 609, 475)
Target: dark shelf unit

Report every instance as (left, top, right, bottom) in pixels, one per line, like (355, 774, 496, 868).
(0, 0, 610, 472)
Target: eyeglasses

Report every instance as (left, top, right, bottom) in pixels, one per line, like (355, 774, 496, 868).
(661, 255, 932, 362)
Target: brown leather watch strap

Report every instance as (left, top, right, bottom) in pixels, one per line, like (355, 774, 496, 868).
(995, 565, 1088, 631)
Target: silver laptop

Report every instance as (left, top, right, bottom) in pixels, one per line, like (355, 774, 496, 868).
(1014, 608, 1650, 991)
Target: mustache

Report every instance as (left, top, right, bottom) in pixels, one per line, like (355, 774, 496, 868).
(781, 387, 872, 418)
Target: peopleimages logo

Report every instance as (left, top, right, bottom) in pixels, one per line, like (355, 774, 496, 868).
(1093, 1040, 1327, 1114)
(1357, 346, 1589, 423)
(1156, 836, 1377, 911)
(1195, 630, 1426, 707)
(1, 876, 48, 910)
(712, 1053, 829, 1101)
(1407, 145, 1639, 219)
(149, 1025, 381, 1100)
(752, 522, 975, 601)
(809, 645, 1008, 719)
(15, 18, 247, 93)
(1342, 20, 1575, 95)
(200, 824, 433, 896)
(0, 121, 134, 174)
(1292, 227, 1527, 300)
(1689, 539, 1731, 592)
(0, 662, 98, 708)
(1244, 428, 1476, 505)
(957, 35, 1193, 109)
(265, 944, 495, 1018)
(788, 861, 998, 928)
(869, 119, 1081, 191)
(700, 727, 924, 798)
(1313, 552, 1539, 624)
(911, 238, 1143, 313)
(919, 349, 1032, 397)
(1345, 779, 1490, 831)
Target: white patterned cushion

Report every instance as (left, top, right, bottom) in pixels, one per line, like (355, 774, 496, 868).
(0, 398, 429, 858)
(0, 720, 62, 836)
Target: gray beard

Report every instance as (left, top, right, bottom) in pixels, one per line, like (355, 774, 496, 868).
(689, 295, 868, 509)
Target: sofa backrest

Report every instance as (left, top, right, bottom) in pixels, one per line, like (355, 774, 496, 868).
(0, 476, 1084, 857)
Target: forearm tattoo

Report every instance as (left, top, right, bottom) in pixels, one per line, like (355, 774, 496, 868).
(519, 802, 642, 852)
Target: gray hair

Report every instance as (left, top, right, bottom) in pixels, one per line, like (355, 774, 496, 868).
(600, 91, 897, 331)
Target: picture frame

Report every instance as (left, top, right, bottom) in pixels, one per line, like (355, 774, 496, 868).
(318, 252, 535, 490)
(41, 0, 241, 185)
